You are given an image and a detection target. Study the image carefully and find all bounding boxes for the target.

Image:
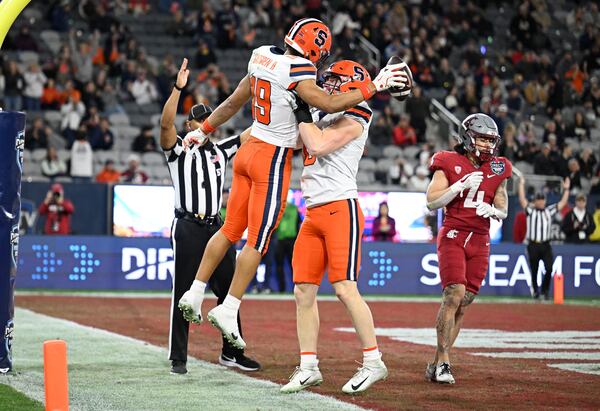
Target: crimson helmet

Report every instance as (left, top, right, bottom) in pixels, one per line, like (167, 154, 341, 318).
(459, 113, 501, 162)
(321, 60, 371, 94)
(285, 18, 332, 67)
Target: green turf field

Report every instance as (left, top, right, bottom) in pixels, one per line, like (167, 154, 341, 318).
(0, 383, 43, 410)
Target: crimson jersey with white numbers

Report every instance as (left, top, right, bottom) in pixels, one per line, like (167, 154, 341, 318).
(247, 45, 317, 148)
(429, 151, 512, 234)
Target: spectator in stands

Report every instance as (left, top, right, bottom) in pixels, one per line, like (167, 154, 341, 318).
(25, 118, 50, 151)
(49, 0, 71, 32)
(564, 63, 587, 96)
(388, 157, 411, 187)
(248, 2, 270, 28)
(562, 193, 596, 243)
(96, 159, 121, 183)
(21, 63, 46, 112)
(41, 78, 62, 110)
(194, 40, 217, 70)
(69, 29, 100, 87)
(566, 111, 590, 140)
(81, 81, 104, 111)
(70, 130, 94, 182)
(510, 2, 539, 48)
(589, 202, 600, 242)
(130, 69, 158, 105)
(578, 148, 597, 180)
(60, 95, 86, 146)
(407, 166, 430, 192)
(121, 154, 149, 184)
(556, 145, 574, 178)
(372, 202, 396, 242)
(498, 123, 522, 162)
(405, 85, 429, 142)
(493, 104, 509, 137)
(506, 84, 524, 116)
(215, 1, 239, 49)
(370, 115, 392, 146)
(38, 183, 74, 235)
(132, 125, 158, 152)
(543, 120, 564, 148)
(533, 143, 557, 176)
(392, 115, 417, 147)
(59, 80, 81, 105)
(40, 147, 67, 179)
(13, 24, 37, 51)
(88, 117, 114, 150)
(3, 60, 23, 111)
(100, 82, 124, 115)
(444, 86, 459, 112)
(568, 158, 583, 193)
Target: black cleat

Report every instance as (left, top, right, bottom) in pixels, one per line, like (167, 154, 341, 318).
(170, 360, 187, 375)
(219, 353, 261, 372)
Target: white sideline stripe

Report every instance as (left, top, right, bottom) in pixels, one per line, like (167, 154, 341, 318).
(472, 352, 600, 360)
(547, 363, 600, 375)
(1, 308, 366, 411)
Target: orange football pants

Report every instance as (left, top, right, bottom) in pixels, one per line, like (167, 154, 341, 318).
(292, 198, 364, 285)
(221, 137, 293, 255)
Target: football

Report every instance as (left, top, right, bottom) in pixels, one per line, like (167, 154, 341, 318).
(387, 56, 413, 101)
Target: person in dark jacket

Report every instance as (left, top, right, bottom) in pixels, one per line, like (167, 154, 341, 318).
(562, 193, 596, 243)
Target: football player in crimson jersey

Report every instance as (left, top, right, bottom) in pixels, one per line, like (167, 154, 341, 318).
(424, 113, 512, 384)
(178, 18, 409, 351)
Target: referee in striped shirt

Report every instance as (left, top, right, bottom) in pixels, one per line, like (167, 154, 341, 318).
(518, 176, 570, 300)
(160, 58, 259, 374)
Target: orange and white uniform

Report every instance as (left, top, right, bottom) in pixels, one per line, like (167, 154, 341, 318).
(221, 45, 317, 254)
(292, 102, 373, 285)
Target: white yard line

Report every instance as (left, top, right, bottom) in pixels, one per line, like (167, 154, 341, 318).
(1, 308, 366, 411)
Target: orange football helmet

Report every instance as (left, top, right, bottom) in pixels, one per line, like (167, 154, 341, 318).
(285, 18, 332, 67)
(322, 60, 371, 94)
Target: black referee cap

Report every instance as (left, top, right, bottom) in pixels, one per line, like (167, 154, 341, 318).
(188, 103, 213, 121)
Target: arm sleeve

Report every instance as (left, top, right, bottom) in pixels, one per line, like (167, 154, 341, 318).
(216, 134, 242, 161)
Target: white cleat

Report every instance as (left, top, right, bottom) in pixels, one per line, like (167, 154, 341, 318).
(280, 366, 323, 393)
(207, 304, 246, 349)
(342, 359, 388, 394)
(425, 363, 437, 382)
(435, 362, 455, 384)
(178, 289, 204, 324)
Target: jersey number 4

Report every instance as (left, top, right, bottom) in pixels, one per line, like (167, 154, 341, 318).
(250, 76, 271, 125)
(463, 183, 484, 208)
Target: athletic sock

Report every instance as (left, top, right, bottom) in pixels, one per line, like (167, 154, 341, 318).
(190, 279, 207, 295)
(363, 346, 381, 364)
(300, 352, 318, 369)
(222, 294, 241, 313)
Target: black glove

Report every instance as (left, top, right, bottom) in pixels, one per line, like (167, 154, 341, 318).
(294, 97, 313, 124)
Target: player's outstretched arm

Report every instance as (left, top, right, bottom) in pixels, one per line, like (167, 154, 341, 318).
(202, 75, 252, 132)
(295, 62, 409, 113)
(160, 58, 189, 149)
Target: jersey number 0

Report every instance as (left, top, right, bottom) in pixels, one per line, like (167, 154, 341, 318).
(250, 76, 271, 125)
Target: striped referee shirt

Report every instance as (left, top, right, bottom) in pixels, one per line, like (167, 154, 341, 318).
(525, 203, 558, 243)
(163, 134, 240, 216)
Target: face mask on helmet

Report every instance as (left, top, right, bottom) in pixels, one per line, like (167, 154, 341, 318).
(471, 132, 499, 161)
(460, 114, 500, 162)
(321, 74, 343, 94)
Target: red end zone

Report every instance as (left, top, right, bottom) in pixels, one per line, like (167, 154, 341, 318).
(17, 296, 600, 410)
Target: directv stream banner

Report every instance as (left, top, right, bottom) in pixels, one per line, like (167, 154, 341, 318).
(16, 236, 600, 297)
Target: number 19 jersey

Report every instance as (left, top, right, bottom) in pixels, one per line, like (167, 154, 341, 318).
(429, 151, 512, 234)
(247, 45, 317, 148)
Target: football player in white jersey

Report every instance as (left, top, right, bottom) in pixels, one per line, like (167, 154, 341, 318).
(179, 18, 409, 352)
(280, 60, 391, 394)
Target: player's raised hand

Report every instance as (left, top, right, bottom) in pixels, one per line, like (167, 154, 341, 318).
(372, 64, 409, 92)
(176, 58, 190, 90)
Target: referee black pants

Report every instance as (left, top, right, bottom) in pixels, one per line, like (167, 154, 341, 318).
(526, 242, 554, 296)
(169, 217, 244, 363)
